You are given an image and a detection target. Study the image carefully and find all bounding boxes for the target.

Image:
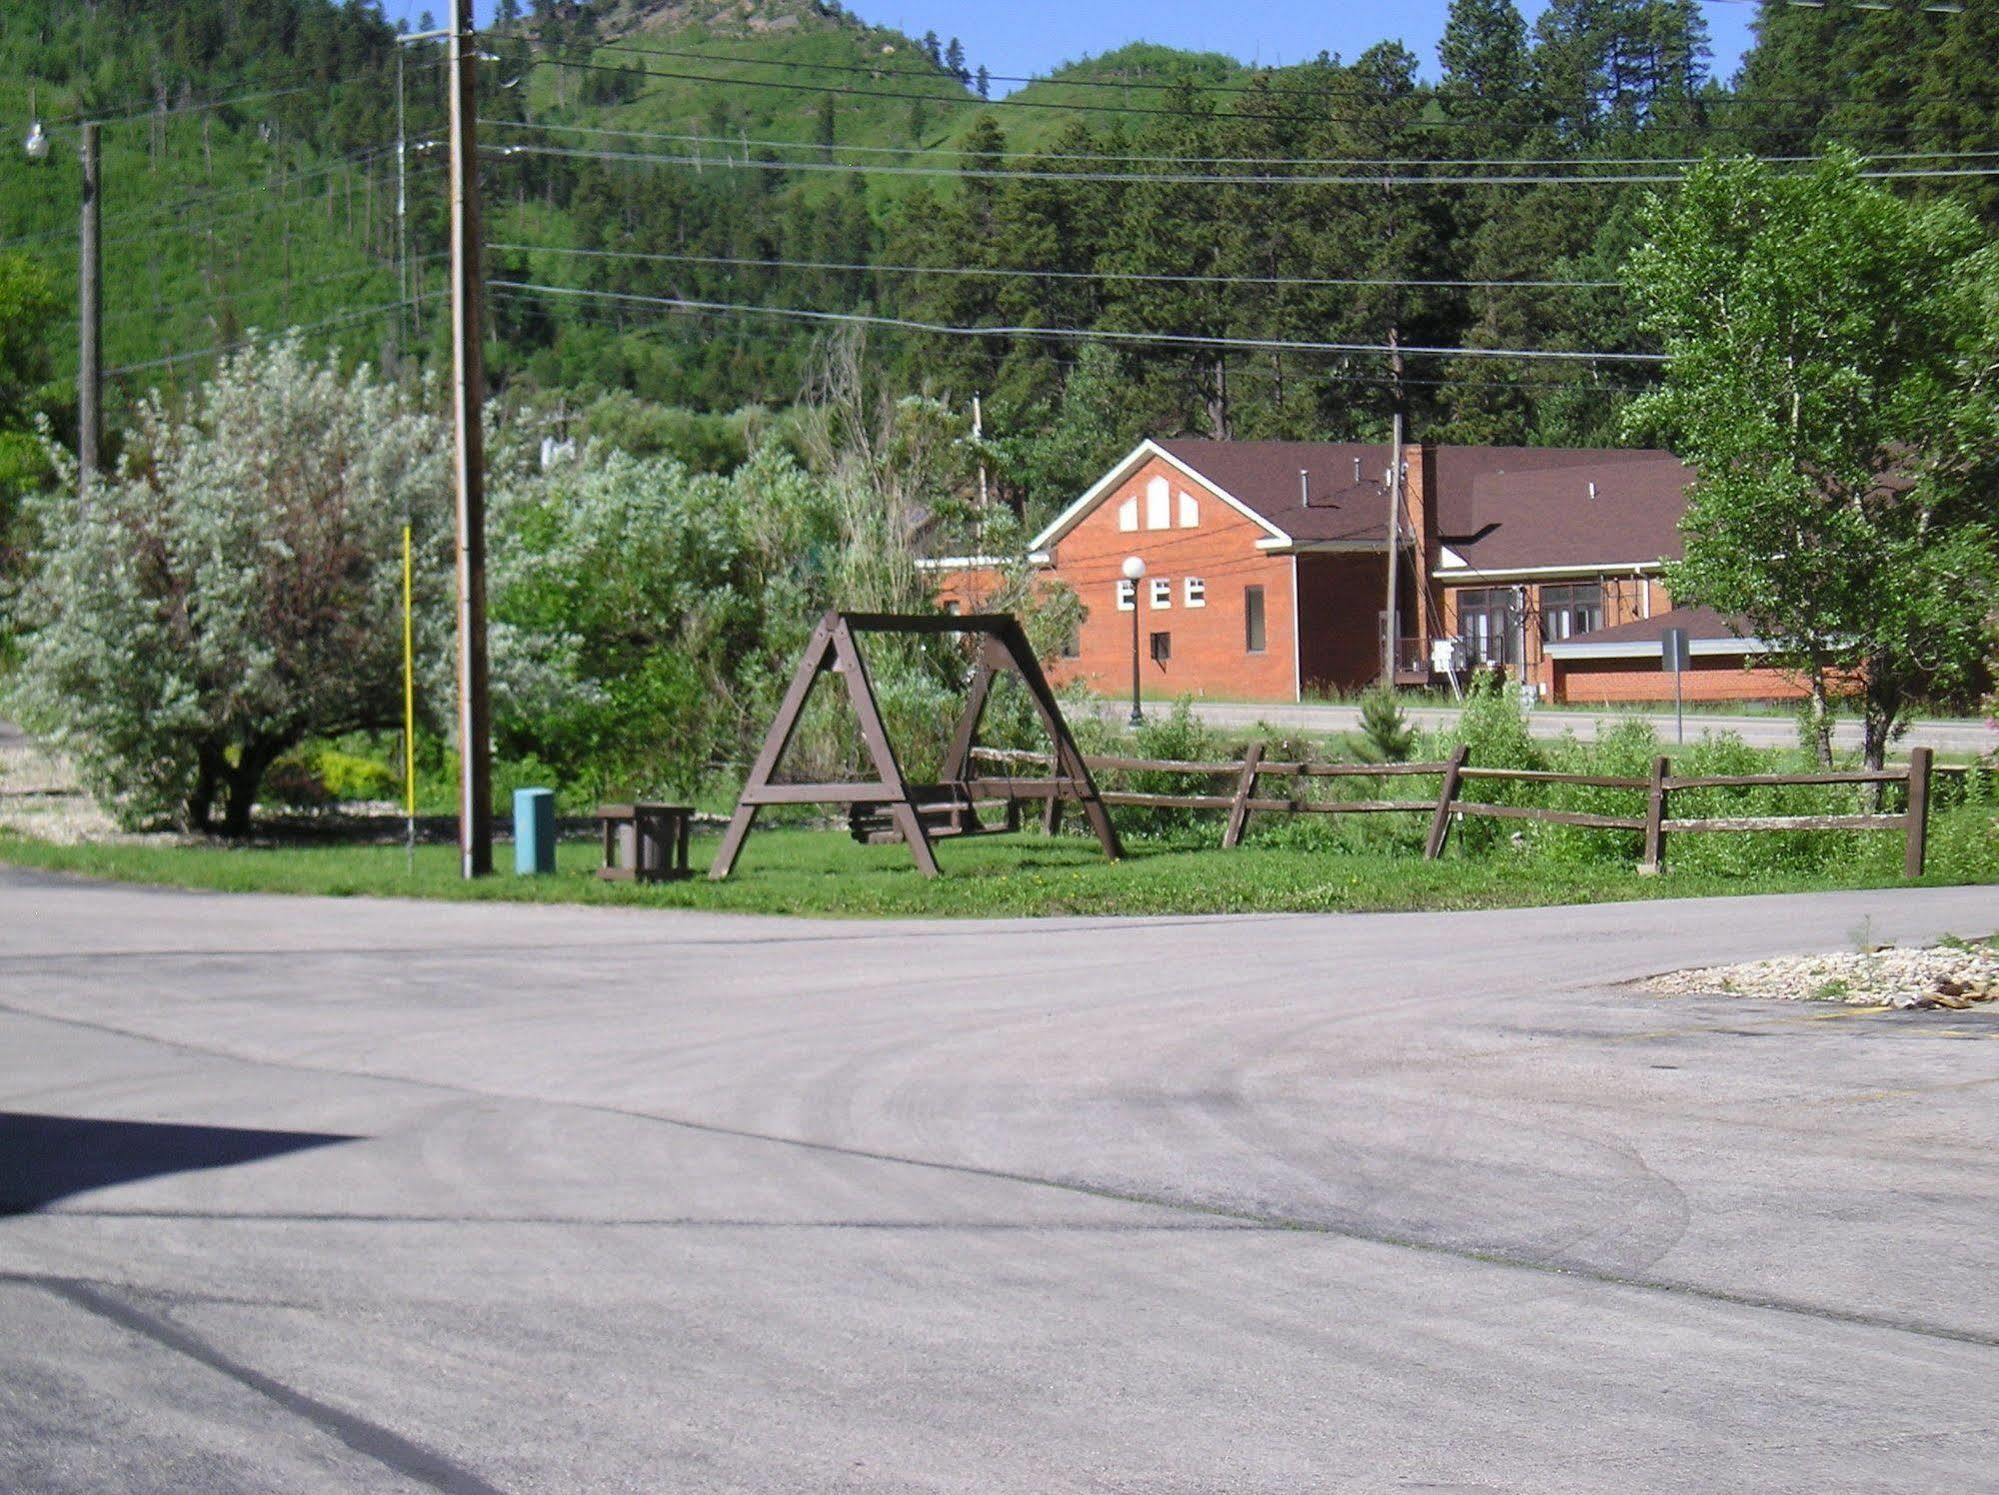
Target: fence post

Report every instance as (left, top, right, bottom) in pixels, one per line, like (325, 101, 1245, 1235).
(1639, 754, 1669, 875)
(1221, 743, 1264, 850)
(1424, 746, 1468, 860)
(1905, 746, 1933, 880)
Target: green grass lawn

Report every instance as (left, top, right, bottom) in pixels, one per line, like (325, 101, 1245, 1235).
(0, 825, 1983, 920)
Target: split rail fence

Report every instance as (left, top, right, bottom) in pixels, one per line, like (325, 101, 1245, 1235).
(967, 744, 1949, 878)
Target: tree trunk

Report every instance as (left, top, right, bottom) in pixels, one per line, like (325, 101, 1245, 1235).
(218, 738, 280, 838)
(1861, 658, 1899, 811)
(184, 742, 224, 833)
(1805, 671, 1835, 769)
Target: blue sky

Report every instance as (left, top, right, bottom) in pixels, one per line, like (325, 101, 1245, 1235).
(390, 2, 1758, 89)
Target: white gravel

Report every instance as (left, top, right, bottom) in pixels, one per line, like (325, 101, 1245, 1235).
(1646, 942, 1999, 1009)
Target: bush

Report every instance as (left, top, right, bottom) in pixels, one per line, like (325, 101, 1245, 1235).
(7, 336, 450, 833)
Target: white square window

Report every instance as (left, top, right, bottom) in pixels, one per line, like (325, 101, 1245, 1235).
(1150, 577, 1172, 609)
(1117, 495, 1138, 532)
(1146, 475, 1171, 530)
(1184, 577, 1206, 608)
(1178, 491, 1199, 528)
(1117, 578, 1136, 611)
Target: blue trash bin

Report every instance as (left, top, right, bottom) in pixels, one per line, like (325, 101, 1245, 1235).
(514, 787, 556, 875)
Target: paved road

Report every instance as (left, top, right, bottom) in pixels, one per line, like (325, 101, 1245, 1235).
(1147, 699, 1999, 754)
(3, 870, 1997, 1490)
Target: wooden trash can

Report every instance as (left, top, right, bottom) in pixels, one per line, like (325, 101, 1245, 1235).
(596, 803, 693, 883)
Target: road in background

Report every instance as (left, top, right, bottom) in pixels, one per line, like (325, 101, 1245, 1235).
(3, 873, 1997, 1489)
(1134, 699, 1999, 754)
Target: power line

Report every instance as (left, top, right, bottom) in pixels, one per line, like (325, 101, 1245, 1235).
(487, 279, 1667, 362)
(494, 137, 1999, 188)
(486, 241, 1621, 291)
(103, 298, 418, 378)
(527, 48, 1983, 140)
(554, 27, 1981, 116)
(479, 115, 1999, 171)
(497, 289, 1644, 393)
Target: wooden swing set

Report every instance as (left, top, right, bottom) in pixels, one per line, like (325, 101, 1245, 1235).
(709, 610, 1122, 880)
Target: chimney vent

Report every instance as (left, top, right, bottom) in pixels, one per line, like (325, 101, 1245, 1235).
(1299, 469, 1310, 508)
(1588, 480, 1598, 501)
(1352, 457, 1361, 483)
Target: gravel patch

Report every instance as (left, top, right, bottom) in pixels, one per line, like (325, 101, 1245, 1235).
(1646, 941, 1999, 1010)
(0, 730, 127, 844)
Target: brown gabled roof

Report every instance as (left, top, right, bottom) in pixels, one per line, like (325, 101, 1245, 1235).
(1432, 447, 1692, 572)
(1156, 439, 1402, 545)
(1545, 605, 1774, 659)
(1152, 439, 1693, 567)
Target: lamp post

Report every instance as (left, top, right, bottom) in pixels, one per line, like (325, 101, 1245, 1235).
(1122, 554, 1146, 727)
(23, 114, 99, 495)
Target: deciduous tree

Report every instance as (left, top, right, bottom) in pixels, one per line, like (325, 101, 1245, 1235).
(1624, 151, 1999, 769)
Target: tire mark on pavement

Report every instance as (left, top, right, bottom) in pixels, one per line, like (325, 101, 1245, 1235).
(9, 1272, 504, 1494)
(6, 994, 1998, 1355)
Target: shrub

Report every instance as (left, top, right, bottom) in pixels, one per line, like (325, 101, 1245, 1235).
(8, 336, 450, 833)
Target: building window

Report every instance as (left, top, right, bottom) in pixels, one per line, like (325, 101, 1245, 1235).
(1150, 631, 1171, 664)
(942, 599, 960, 615)
(1456, 587, 1519, 666)
(1150, 577, 1172, 609)
(1117, 578, 1136, 611)
(1245, 585, 1266, 653)
(1146, 475, 1171, 530)
(1185, 577, 1206, 608)
(1061, 625, 1081, 658)
(1179, 491, 1199, 528)
(1117, 496, 1138, 532)
(1540, 582, 1605, 643)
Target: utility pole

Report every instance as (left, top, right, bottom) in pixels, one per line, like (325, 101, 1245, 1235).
(1383, 411, 1402, 686)
(448, 0, 493, 878)
(78, 121, 101, 492)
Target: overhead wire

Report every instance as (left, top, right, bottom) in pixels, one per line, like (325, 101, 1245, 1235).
(486, 280, 1667, 362)
(478, 115, 1999, 171)
(526, 48, 1983, 140)
(485, 241, 1622, 291)
(491, 136, 1999, 187)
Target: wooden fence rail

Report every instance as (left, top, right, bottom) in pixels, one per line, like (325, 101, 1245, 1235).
(964, 742, 1944, 878)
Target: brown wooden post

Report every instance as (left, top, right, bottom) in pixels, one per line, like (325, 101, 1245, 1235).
(1905, 746, 1933, 880)
(1221, 742, 1265, 849)
(1423, 745, 1468, 860)
(831, 619, 939, 877)
(710, 614, 838, 879)
(1639, 754, 1670, 875)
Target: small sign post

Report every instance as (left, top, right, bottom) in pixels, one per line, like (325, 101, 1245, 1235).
(1661, 626, 1690, 743)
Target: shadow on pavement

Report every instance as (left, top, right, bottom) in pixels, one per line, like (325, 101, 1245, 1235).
(0, 1112, 357, 1214)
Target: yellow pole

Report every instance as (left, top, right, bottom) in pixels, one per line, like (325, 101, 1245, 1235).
(403, 522, 417, 872)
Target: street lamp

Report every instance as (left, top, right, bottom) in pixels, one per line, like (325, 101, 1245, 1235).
(1122, 554, 1146, 727)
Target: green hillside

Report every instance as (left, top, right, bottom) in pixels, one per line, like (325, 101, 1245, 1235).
(4, 0, 1997, 514)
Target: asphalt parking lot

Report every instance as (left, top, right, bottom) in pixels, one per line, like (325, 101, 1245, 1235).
(2, 867, 1996, 1491)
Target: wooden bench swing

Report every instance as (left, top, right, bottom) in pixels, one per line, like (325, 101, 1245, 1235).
(709, 610, 1122, 880)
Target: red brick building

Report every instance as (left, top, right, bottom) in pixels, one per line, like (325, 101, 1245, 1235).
(929, 438, 1800, 707)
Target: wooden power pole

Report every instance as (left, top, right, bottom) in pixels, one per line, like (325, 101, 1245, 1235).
(78, 121, 101, 490)
(448, 0, 493, 877)
(1383, 410, 1402, 686)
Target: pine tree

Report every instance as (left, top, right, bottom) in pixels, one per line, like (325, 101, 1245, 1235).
(921, 30, 942, 67)
(1437, 0, 1528, 118)
(976, 64, 991, 100)
(945, 37, 969, 84)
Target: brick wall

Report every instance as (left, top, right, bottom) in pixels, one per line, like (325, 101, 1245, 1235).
(1297, 552, 1390, 692)
(1552, 653, 1813, 704)
(1041, 455, 1300, 702)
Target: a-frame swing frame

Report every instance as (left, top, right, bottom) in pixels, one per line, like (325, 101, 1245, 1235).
(710, 610, 1122, 879)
